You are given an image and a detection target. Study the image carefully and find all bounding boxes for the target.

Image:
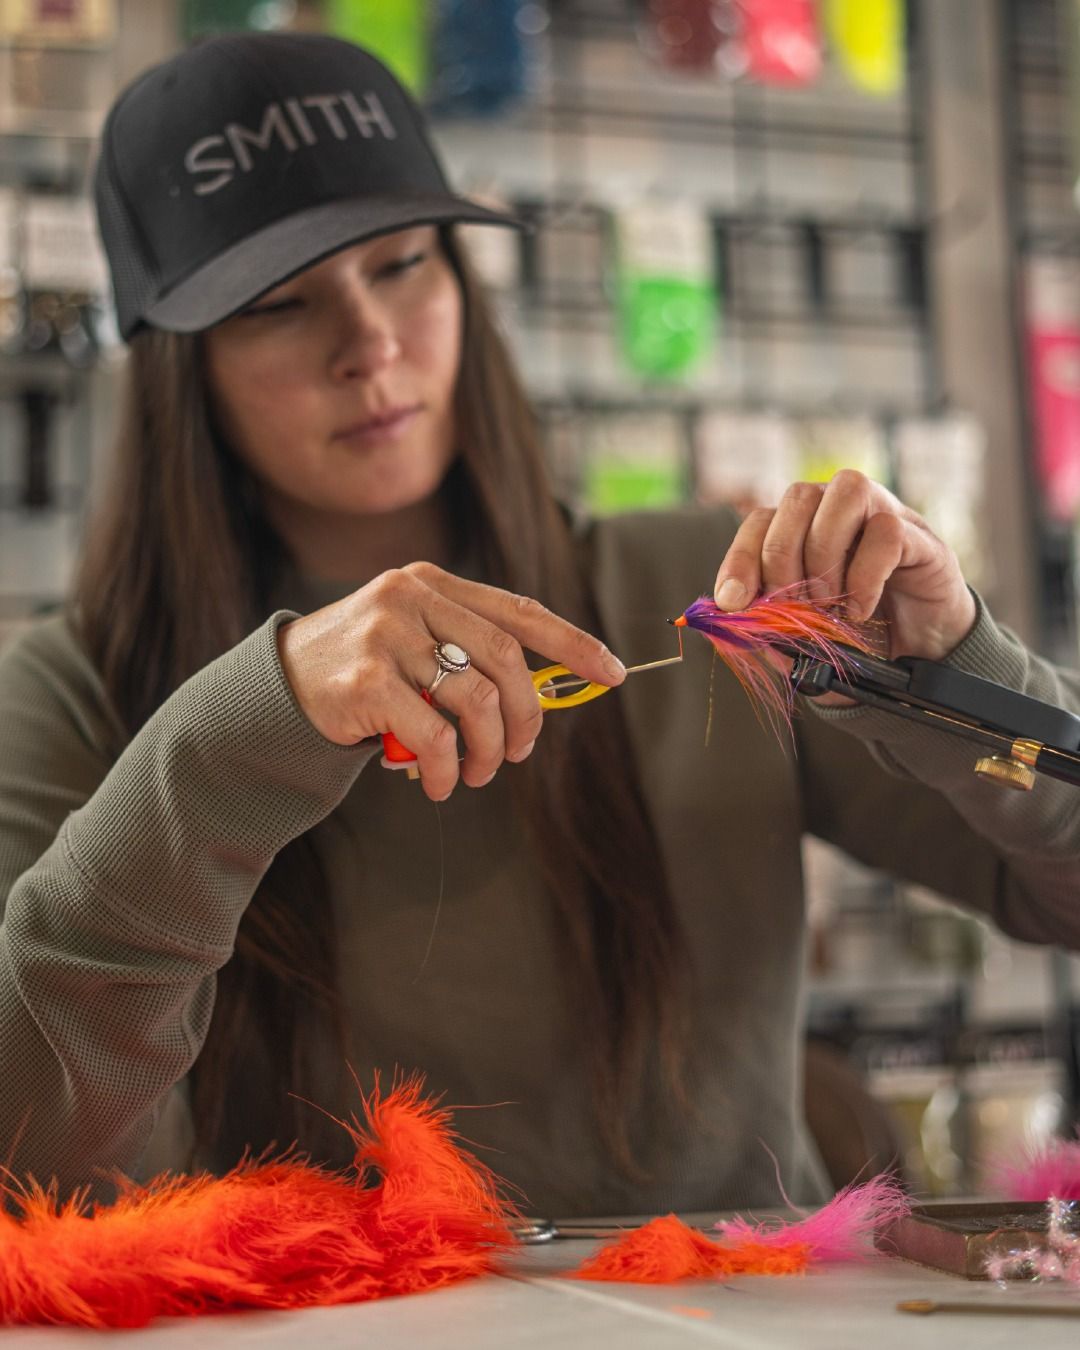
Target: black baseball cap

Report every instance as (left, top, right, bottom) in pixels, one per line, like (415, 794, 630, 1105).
(94, 31, 521, 340)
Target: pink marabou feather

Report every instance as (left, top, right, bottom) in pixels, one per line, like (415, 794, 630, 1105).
(714, 1175, 911, 1262)
(988, 1138, 1080, 1202)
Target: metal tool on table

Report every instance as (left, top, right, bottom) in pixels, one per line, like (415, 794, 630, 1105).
(514, 1220, 620, 1244)
(898, 1297, 1080, 1317)
(514, 1218, 713, 1244)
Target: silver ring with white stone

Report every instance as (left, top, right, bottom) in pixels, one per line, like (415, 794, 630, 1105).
(428, 641, 471, 697)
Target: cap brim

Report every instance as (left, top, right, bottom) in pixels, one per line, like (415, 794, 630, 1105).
(143, 193, 523, 333)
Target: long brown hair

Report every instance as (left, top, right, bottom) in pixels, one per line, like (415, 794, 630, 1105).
(73, 232, 690, 1175)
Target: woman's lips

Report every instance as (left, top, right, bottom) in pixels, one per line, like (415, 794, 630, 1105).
(333, 405, 421, 446)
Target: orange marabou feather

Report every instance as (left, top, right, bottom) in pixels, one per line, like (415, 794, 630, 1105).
(0, 1076, 518, 1329)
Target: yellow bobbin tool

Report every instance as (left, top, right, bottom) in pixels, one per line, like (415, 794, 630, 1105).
(531, 639, 685, 712)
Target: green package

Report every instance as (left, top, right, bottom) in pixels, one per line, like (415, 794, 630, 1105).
(613, 202, 717, 382)
(582, 412, 688, 515)
(182, 0, 270, 38)
(325, 0, 428, 94)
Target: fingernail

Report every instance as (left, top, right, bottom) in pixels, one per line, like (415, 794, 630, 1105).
(473, 771, 497, 787)
(507, 740, 536, 763)
(715, 579, 747, 611)
(602, 649, 627, 679)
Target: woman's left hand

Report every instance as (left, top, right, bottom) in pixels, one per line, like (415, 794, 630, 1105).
(712, 469, 977, 662)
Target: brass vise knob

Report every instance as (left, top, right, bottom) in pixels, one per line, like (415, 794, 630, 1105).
(973, 740, 1042, 791)
(973, 756, 1036, 790)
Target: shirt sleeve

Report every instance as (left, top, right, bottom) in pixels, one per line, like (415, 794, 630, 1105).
(0, 612, 374, 1199)
(797, 591, 1080, 947)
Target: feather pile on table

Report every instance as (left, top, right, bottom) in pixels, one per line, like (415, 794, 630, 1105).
(0, 1076, 518, 1329)
(0, 1071, 917, 1329)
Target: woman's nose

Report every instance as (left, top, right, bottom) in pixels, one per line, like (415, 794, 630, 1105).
(328, 288, 401, 380)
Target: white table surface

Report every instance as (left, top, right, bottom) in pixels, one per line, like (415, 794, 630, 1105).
(5, 1227, 1080, 1347)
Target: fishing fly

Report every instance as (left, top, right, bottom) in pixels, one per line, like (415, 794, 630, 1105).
(381, 583, 871, 772)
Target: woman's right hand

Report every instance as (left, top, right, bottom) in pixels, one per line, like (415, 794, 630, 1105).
(275, 562, 626, 801)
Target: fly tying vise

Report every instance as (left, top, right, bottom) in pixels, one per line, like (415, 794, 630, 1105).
(380, 585, 1080, 792)
(674, 588, 1080, 790)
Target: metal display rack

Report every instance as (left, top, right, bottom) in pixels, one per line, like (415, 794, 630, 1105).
(1001, 0, 1080, 659)
(438, 0, 1080, 1187)
(439, 0, 936, 441)
(1001, 0, 1080, 1136)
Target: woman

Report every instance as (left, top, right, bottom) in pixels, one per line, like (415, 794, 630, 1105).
(1, 31, 1078, 1219)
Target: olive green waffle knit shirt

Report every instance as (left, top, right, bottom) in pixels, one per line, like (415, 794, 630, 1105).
(2, 507, 1080, 1216)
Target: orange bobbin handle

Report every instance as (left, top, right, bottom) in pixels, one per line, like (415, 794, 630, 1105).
(380, 689, 433, 780)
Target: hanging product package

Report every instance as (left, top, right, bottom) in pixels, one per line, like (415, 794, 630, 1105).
(693, 410, 800, 513)
(325, 0, 428, 95)
(825, 0, 904, 97)
(893, 414, 988, 590)
(613, 200, 717, 381)
(428, 0, 540, 117)
(797, 417, 890, 489)
(5, 0, 115, 44)
(644, 0, 727, 75)
(583, 410, 687, 515)
(739, 0, 821, 87)
(181, 0, 262, 38)
(1025, 255, 1080, 523)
